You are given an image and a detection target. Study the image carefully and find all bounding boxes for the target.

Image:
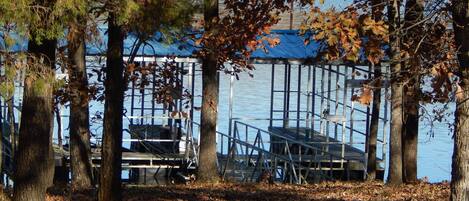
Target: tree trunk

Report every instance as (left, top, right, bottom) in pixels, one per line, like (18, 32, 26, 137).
(98, 12, 124, 201)
(68, 19, 94, 191)
(7, 98, 15, 163)
(402, 80, 419, 183)
(402, 82, 419, 183)
(13, 39, 56, 201)
(367, 0, 384, 181)
(0, 102, 3, 185)
(451, 0, 469, 199)
(367, 66, 381, 180)
(387, 0, 404, 185)
(401, 0, 424, 183)
(197, 0, 220, 183)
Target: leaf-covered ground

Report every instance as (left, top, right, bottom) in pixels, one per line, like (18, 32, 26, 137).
(6, 181, 451, 201)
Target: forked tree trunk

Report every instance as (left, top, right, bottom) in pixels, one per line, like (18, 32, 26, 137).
(98, 12, 125, 201)
(402, 0, 424, 183)
(451, 0, 469, 199)
(387, 0, 404, 185)
(13, 38, 57, 201)
(68, 19, 94, 191)
(197, 0, 220, 183)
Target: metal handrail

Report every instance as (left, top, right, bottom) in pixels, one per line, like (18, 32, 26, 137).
(189, 120, 331, 184)
(234, 121, 362, 163)
(231, 116, 386, 144)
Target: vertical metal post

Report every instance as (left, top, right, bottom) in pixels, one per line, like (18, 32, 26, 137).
(296, 65, 301, 138)
(350, 65, 356, 145)
(326, 65, 332, 150)
(190, 63, 195, 121)
(283, 64, 288, 128)
(174, 62, 179, 114)
(179, 62, 184, 113)
(334, 65, 340, 140)
(285, 64, 292, 128)
(286, 64, 291, 127)
(341, 66, 348, 168)
(319, 65, 325, 136)
(311, 66, 316, 134)
(130, 65, 136, 125)
(319, 65, 326, 154)
(151, 62, 156, 125)
(228, 65, 235, 153)
(168, 63, 176, 128)
(306, 65, 312, 140)
(140, 61, 146, 125)
(270, 64, 275, 128)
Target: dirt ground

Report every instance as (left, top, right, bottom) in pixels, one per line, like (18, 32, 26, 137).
(2, 180, 450, 201)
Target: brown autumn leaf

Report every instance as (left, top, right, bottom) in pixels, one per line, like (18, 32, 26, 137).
(41, 181, 449, 201)
(352, 85, 373, 105)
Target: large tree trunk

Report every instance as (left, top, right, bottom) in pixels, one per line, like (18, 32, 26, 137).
(387, 0, 404, 185)
(0, 102, 2, 185)
(68, 19, 94, 191)
(367, 0, 384, 181)
(98, 12, 125, 201)
(402, 0, 424, 183)
(402, 82, 419, 183)
(367, 66, 381, 180)
(451, 0, 469, 199)
(197, 0, 220, 183)
(13, 39, 57, 201)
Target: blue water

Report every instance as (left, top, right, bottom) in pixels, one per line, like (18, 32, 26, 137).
(214, 64, 454, 183)
(52, 63, 453, 183)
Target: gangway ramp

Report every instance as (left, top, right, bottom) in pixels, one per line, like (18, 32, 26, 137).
(214, 120, 384, 183)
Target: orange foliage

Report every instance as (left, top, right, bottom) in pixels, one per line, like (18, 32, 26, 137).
(352, 85, 373, 106)
(301, 5, 388, 64)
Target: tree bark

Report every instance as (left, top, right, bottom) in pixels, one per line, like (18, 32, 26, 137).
(367, 0, 384, 181)
(402, 0, 424, 183)
(367, 66, 381, 180)
(0, 102, 3, 185)
(451, 0, 469, 199)
(387, 0, 404, 185)
(402, 82, 419, 183)
(98, 12, 125, 201)
(68, 18, 94, 191)
(8, 98, 15, 164)
(13, 38, 57, 201)
(197, 0, 220, 183)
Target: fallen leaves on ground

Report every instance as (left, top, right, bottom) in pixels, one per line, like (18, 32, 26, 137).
(31, 180, 451, 201)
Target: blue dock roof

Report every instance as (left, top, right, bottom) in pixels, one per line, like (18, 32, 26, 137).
(1, 29, 324, 61)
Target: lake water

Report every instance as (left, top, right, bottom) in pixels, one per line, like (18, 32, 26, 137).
(51, 62, 453, 183)
(213, 64, 454, 183)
